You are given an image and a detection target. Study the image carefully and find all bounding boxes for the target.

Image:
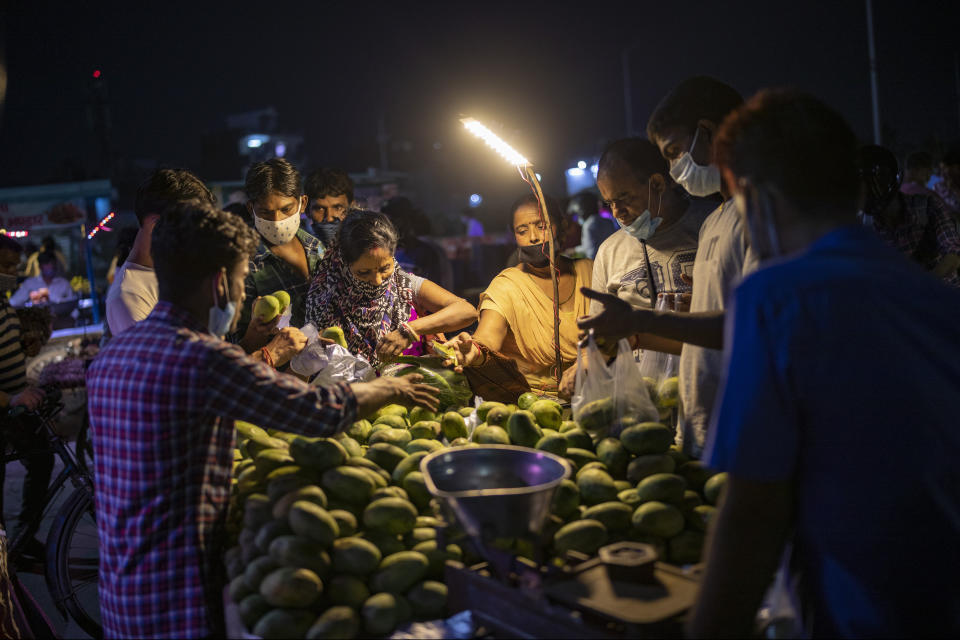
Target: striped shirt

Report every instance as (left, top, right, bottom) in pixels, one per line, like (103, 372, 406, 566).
(87, 301, 357, 638)
(0, 299, 26, 395)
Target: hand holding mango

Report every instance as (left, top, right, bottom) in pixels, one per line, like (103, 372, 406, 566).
(252, 290, 292, 323)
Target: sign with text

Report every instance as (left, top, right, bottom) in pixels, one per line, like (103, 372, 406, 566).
(0, 199, 87, 230)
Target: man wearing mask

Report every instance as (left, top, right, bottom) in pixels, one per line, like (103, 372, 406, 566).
(593, 138, 716, 311)
(692, 89, 959, 638)
(858, 145, 960, 286)
(303, 167, 354, 247)
(9, 251, 77, 307)
(236, 158, 321, 356)
(559, 139, 714, 397)
(578, 76, 756, 456)
(87, 200, 439, 639)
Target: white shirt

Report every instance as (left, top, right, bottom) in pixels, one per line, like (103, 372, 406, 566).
(677, 199, 759, 456)
(590, 198, 715, 312)
(106, 261, 158, 335)
(9, 275, 77, 307)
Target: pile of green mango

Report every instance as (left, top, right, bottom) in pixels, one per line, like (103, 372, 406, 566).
(467, 390, 724, 568)
(226, 411, 462, 639)
(224, 385, 722, 638)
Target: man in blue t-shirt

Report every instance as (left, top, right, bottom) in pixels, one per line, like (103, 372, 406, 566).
(580, 89, 960, 637)
(698, 90, 960, 636)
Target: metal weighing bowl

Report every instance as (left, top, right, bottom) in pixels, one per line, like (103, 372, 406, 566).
(421, 445, 571, 541)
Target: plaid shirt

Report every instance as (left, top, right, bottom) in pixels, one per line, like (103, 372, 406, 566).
(234, 228, 324, 338)
(87, 301, 355, 638)
(872, 193, 960, 286)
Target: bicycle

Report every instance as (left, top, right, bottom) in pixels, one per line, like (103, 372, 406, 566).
(3, 387, 101, 638)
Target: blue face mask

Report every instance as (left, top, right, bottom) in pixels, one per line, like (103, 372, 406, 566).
(208, 269, 237, 337)
(313, 221, 340, 247)
(621, 178, 663, 241)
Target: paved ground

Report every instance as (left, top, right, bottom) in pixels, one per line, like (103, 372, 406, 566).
(4, 449, 96, 638)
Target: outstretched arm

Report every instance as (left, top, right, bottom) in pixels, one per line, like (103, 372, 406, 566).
(577, 288, 726, 350)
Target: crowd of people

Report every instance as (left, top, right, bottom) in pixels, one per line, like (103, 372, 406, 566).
(0, 71, 958, 639)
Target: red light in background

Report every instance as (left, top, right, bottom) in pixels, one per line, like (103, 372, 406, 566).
(92, 69, 101, 79)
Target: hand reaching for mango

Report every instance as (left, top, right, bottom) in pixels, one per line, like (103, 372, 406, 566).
(264, 327, 308, 367)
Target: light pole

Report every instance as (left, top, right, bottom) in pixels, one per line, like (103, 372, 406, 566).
(622, 42, 641, 137)
(865, 0, 882, 145)
(461, 118, 563, 384)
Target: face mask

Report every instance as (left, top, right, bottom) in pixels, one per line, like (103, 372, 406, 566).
(0, 273, 17, 292)
(517, 243, 550, 268)
(254, 201, 302, 245)
(622, 178, 664, 241)
(669, 126, 723, 197)
(208, 269, 237, 337)
(736, 185, 782, 262)
(313, 221, 340, 246)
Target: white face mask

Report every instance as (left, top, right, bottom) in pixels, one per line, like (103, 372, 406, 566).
(254, 201, 302, 245)
(208, 269, 237, 337)
(622, 178, 663, 241)
(669, 127, 722, 197)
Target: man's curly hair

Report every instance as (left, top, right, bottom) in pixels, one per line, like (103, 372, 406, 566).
(152, 200, 259, 298)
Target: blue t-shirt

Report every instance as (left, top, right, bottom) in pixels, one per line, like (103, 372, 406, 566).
(706, 225, 960, 637)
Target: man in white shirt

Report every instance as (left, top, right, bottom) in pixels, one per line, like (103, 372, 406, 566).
(580, 76, 756, 456)
(9, 251, 77, 307)
(105, 168, 216, 335)
(592, 138, 715, 312)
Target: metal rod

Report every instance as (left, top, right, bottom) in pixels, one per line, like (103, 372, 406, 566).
(954, 52, 960, 133)
(525, 166, 563, 384)
(865, 0, 882, 145)
(622, 46, 633, 137)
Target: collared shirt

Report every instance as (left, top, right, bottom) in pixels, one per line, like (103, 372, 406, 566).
(235, 228, 324, 337)
(934, 179, 960, 212)
(870, 193, 960, 286)
(87, 301, 356, 639)
(706, 225, 960, 637)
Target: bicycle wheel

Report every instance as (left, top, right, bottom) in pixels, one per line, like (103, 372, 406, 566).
(45, 487, 101, 639)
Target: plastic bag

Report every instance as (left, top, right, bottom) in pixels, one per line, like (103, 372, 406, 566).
(637, 293, 682, 425)
(755, 543, 806, 638)
(290, 323, 375, 384)
(571, 332, 659, 439)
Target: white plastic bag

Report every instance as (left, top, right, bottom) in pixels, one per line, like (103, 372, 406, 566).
(290, 323, 375, 384)
(637, 294, 681, 425)
(572, 332, 659, 438)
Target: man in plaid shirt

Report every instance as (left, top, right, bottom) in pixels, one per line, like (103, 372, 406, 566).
(858, 145, 960, 286)
(87, 201, 438, 638)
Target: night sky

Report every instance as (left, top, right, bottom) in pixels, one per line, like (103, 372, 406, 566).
(1, 0, 958, 218)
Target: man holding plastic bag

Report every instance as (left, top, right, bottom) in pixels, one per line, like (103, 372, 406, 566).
(585, 89, 960, 637)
